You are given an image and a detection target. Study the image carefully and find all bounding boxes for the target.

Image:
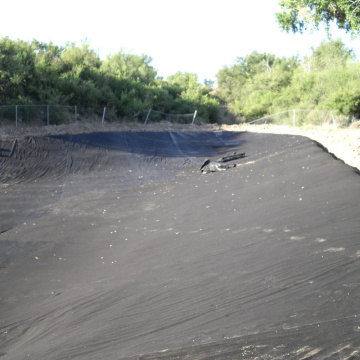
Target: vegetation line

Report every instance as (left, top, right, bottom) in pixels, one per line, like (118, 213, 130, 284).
(0, 36, 359, 126)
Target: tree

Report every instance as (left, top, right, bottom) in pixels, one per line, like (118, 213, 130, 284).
(309, 38, 354, 70)
(0, 37, 36, 104)
(165, 72, 219, 122)
(276, 0, 360, 34)
(166, 72, 199, 90)
(216, 51, 299, 120)
(0, 37, 219, 123)
(60, 42, 101, 80)
(31, 40, 65, 103)
(101, 50, 157, 85)
(204, 79, 215, 88)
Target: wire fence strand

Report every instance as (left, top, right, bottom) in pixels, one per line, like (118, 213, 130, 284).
(0, 105, 198, 127)
(248, 109, 354, 128)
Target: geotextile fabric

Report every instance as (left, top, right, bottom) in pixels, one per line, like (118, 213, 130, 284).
(0, 130, 360, 359)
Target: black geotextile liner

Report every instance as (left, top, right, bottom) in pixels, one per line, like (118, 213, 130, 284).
(0, 130, 360, 359)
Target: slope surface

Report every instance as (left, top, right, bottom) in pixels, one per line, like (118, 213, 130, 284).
(0, 130, 360, 359)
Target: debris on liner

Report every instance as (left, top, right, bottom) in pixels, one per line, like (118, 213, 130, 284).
(200, 152, 246, 174)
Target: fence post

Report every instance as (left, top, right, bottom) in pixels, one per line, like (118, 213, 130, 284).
(331, 111, 337, 128)
(192, 110, 198, 125)
(293, 109, 296, 127)
(144, 109, 151, 125)
(47, 105, 50, 126)
(102, 107, 106, 125)
(15, 105, 18, 127)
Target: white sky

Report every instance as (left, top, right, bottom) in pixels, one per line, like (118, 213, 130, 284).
(1, 0, 360, 83)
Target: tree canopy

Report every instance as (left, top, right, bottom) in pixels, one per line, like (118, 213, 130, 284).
(0, 37, 219, 123)
(276, 0, 360, 34)
(216, 39, 360, 121)
(2, 35, 359, 126)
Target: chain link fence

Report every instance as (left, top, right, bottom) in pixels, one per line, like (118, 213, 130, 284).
(2, 106, 356, 128)
(0, 105, 198, 127)
(140, 109, 197, 125)
(0, 105, 107, 127)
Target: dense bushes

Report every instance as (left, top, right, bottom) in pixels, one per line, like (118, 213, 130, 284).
(2, 37, 359, 124)
(216, 39, 360, 121)
(0, 38, 219, 123)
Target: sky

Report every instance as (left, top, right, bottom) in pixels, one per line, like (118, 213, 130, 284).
(1, 0, 360, 83)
